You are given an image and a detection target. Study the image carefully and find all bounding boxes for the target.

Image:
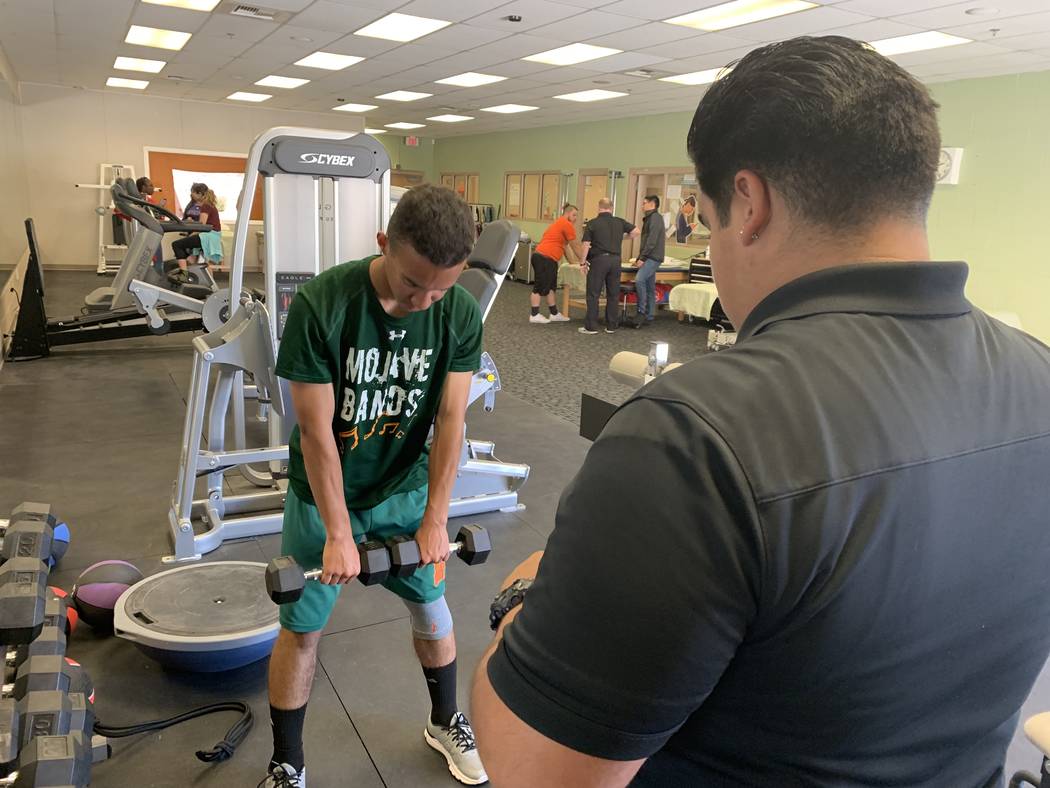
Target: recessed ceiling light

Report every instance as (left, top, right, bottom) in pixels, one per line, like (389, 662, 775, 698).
(141, 0, 220, 10)
(659, 68, 724, 86)
(427, 114, 474, 122)
(228, 91, 271, 102)
(386, 122, 426, 129)
(376, 90, 432, 102)
(524, 43, 621, 66)
(364, 128, 387, 134)
(665, 0, 817, 31)
(113, 56, 166, 74)
(295, 52, 365, 70)
(107, 76, 149, 90)
(869, 31, 972, 56)
(554, 89, 628, 102)
(435, 72, 506, 87)
(480, 104, 539, 114)
(333, 103, 378, 112)
(125, 25, 192, 51)
(256, 75, 310, 89)
(355, 13, 451, 42)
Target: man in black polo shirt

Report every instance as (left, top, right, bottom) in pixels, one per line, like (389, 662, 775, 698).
(470, 35, 1050, 788)
(579, 198, 640, 335)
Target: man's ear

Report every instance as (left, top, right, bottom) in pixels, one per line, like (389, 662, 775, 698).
(376, 232, 389, 254)
(735, 170, 771, 247)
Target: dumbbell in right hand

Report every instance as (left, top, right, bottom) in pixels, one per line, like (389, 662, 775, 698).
(265, 540, 391, 605)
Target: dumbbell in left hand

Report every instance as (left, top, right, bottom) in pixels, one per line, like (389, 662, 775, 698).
(386, 525, 491, 578)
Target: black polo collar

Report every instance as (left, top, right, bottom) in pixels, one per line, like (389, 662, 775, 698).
(739, 262, 972, 341)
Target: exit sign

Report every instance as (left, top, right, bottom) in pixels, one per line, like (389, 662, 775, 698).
(405, 136, 420, 147)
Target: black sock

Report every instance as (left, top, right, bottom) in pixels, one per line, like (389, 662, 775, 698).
(270, 704, 307, 772)
(423, 660, 458, 726)
(549, 305, 559, 315)
(530, 306, 539, 316)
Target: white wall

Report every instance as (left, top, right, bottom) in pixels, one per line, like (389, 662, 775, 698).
(15, 83, 365, 269)
(0, 82, 29, 266)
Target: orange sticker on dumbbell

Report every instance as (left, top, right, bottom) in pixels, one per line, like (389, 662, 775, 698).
(433, 561, 446, 586)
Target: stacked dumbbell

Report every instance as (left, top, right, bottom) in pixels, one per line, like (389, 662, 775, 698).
(266, 525, 492, 605)
(0, 503, 107, 786)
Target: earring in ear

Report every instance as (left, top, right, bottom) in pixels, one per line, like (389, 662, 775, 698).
(751, 233, 760, 241)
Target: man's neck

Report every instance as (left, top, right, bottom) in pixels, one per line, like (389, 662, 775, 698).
(369, 255, 409, 318)
(733, 218, 931, 326)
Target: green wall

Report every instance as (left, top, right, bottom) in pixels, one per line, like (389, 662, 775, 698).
(433, 69, 1050, 343)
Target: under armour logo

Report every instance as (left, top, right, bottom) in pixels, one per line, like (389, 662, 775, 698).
(389, 329, 406, 341)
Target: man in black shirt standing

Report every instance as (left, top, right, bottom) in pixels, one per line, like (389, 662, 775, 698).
(469, 36, 1050, 788)
(578, 198, 640, 335)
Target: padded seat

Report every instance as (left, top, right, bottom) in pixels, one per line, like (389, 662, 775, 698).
(458, 220, 517, 322)
(1025, 712, 1050, 757)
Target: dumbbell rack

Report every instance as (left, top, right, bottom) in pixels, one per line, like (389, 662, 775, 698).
(0, 502, 109, 787)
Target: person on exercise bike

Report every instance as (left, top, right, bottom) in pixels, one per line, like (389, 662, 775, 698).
(171, 183, 221, 282)
(261, 184, 488, 788)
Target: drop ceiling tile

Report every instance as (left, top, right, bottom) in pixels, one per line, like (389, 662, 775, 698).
(55, 13, 128, 38)
(991, 31, 1050, 50)
(1, 13, 55, 35)
(463, 32, 569, 62)
(253, 0, 315, 9)
(637, 31, 755, 59)
(179, 31, 256, 57)
(324, 0, 406, 10)
(525, 10, 638, 42)
(560, 0, 614, 7)
(2, 0, 55, 15)
(603, 0, 729, 22)
(945, 11, 1050, 40)
(468, 58, 554, 78)
(195, 13, 279, 43)
(834, 0, 958, 15)
(586, 21, 711, 51)
(324, 32, 401, 57)
(414, 23, 512, 51)
(820, 19, 927, 42)
(261, 24, 344, 50)
(523, 66, 606, 84)
(397, 0, 511, 22)
(663, 46, 761, 71)
(291, 2, 385, 33)
(893, 0, 1050, 29)
(725, 6, 875, 42)
(369, 43, 458, 67)
(575, 51, 673, 73)
(466, 0, 584, 33)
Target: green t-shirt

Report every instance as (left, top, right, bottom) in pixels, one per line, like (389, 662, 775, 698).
(275, 257, 483, 510)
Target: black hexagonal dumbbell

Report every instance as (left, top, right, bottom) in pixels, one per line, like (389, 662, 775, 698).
(0, 559, 48, 647)
(264, 540, 391, 605)
(386, 525, 492, 578)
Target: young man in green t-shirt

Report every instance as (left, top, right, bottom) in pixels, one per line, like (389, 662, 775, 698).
(262, 185, 487, 787)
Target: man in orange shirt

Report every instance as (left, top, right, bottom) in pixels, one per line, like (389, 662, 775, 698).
(529, 203, 582, 324)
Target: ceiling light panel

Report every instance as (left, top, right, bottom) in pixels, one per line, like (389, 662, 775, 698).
(107, 77, 149, 89)
(295, 52, 365, 70)
(524, 43, 622, 66)
(142, 0, 220, 9)
(228, 91, 271, 102)
(481, 104, 539, 114)
(355, 13, 451, 43)
(125, 25, 192, 51)
(113, 56, 166, 74)
(376, 90, 432, 101)
(435, 72, 507, 87)
(427, 114, 474, 122)
(255, 75, 310, 88)
(386, 122, 426, 129)
(869, 31, 972, 56)
(659, 68, 725, 85)
(364, 128, 387, 134)
(554, 89, 628, 102)
(333, 103, 378, 112)
(665, 0, 817, 32)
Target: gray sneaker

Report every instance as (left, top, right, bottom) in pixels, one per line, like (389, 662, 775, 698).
(258, 763, 306, 787)
(424, 712, 488, 785)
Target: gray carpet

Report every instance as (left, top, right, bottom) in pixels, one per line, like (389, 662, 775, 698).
(482, 279, 714, 425)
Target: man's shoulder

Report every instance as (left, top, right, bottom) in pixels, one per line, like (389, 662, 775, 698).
(441, 283, 482, 327)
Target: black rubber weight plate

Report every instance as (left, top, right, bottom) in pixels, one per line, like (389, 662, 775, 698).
(123, 564, 277, 638)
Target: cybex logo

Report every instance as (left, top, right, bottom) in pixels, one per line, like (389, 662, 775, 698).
(299, 152, 355, 166)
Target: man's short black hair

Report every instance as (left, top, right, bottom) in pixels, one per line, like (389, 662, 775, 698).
(136, 176, 151, 192)
(644, 194, 660, 210)
(687, 36, 941, 231)
(387, 184, 476, 268)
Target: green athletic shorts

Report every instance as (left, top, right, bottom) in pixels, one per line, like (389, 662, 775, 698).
(279, 484, 446, 633)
